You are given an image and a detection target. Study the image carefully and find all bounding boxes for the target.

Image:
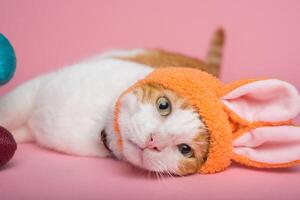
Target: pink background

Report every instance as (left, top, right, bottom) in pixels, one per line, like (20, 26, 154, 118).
(1, 0, 300, 199)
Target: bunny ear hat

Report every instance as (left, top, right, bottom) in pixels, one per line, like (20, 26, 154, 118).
(114, 67, 300, 174)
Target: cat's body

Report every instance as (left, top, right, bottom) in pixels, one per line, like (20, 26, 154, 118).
(4, 57, 153, 156)
(0, 29, 224, 175)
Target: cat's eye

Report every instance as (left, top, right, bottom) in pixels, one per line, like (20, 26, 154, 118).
(156, 96, 172, 116)
(177, 144, 193, 158)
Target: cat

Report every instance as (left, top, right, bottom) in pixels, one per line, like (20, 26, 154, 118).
(0, 28, 224, 176)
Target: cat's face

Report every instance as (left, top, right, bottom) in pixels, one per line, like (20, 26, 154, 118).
(117, 83, 209, 175)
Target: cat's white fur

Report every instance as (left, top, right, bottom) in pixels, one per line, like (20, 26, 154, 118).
(0, 49, 205, 174)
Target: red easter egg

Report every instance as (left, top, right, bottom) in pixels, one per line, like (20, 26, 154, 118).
(0, 126, 17, 167)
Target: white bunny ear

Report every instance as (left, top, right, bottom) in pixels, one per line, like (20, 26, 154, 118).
(222, 79, 300, 122)
(233, 126, 300, 165)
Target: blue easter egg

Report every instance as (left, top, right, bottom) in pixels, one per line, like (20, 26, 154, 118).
(0, 33, 16, 85)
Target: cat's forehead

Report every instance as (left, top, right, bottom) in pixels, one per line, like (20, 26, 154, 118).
(132, 83, 193, 109)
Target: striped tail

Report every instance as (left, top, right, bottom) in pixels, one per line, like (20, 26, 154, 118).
(206, 28, 225, 77)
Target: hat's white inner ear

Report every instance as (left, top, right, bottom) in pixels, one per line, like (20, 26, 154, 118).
(233, 126, 300, 164)
(221, 79, 300, 122)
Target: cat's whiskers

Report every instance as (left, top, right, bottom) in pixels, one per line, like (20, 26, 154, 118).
(156, 160, 176, 179)
(150, 159, 166, 181)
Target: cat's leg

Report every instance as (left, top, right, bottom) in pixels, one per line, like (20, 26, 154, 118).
(12, 125, 34, 143)
(28, 108, 110, 157)
(0, 77, 43, 142)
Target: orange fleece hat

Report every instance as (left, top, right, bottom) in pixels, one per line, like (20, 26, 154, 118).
(114, 67, 300, 174)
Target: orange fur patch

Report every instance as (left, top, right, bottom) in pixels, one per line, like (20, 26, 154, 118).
(178, 132, 209, 175)
(116, 29, 225, 77)
(118, 49, 219, 77)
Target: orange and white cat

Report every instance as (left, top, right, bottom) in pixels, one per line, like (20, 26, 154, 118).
(0, 29, 224, 175)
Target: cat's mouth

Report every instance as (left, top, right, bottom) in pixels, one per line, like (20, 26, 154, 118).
(126, 139, 170, 174)
(126, 139, 162, 168)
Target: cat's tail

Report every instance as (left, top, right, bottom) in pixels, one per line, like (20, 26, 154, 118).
(0, 78, 41, 143)
(205, 28, 225, 77)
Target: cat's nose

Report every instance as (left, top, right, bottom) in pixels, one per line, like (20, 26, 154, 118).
(146, 134, 161, 152)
